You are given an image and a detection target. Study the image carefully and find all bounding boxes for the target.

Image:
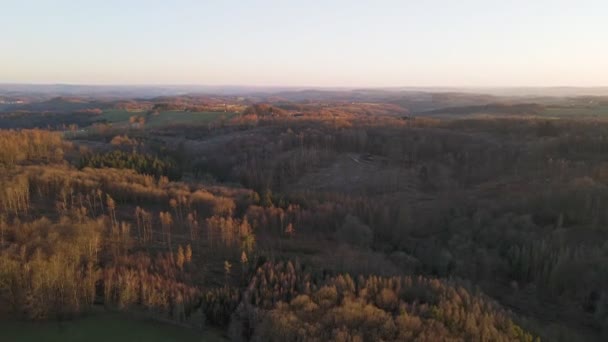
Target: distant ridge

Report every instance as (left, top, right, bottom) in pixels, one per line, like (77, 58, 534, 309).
(1, 83, 608, 98)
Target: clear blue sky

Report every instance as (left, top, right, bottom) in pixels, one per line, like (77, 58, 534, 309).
(1, 0, 606, 87)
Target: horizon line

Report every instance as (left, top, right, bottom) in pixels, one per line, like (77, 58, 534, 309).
(2, 82, 608, 90)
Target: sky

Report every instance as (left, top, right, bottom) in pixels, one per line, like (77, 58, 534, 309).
(1, 0, 607, 87)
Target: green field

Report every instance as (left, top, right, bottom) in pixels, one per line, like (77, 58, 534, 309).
(1, 313, 225, 342)
(540, 105, 608, 117)
(101, 110, 236, 127)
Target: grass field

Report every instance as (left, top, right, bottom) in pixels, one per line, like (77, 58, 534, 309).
(540, 105, 608, 117)
(101, 110, 236, 127)
(1, 313, 226, 342)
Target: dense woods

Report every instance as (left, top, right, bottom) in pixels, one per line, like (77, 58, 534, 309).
(4, 94, 608, 341)
(79, 150, 182, 180)
(229, 261, 536, 341)
(0, 129, 66, 167)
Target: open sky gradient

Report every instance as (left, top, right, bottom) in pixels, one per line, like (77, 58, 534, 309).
(1, 0, 606, 87)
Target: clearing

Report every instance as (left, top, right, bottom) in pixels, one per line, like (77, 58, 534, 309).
(1, 313, 226, 342)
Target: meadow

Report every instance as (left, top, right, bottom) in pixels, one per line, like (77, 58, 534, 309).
(0, 313, 225, 342)
(540, 105, 608, 117)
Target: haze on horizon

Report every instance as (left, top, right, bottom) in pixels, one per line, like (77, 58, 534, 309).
(1, 0, 606, 87)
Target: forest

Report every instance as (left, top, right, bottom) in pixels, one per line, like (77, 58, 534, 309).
(2, 91, 608, 341)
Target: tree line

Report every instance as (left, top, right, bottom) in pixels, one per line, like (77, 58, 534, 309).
(79, 150, 182, 180)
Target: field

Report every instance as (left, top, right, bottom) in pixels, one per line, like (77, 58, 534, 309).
(101, 110, 236, 127)
(1, 313, 225, 342)
(540, 105, 608, 117)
